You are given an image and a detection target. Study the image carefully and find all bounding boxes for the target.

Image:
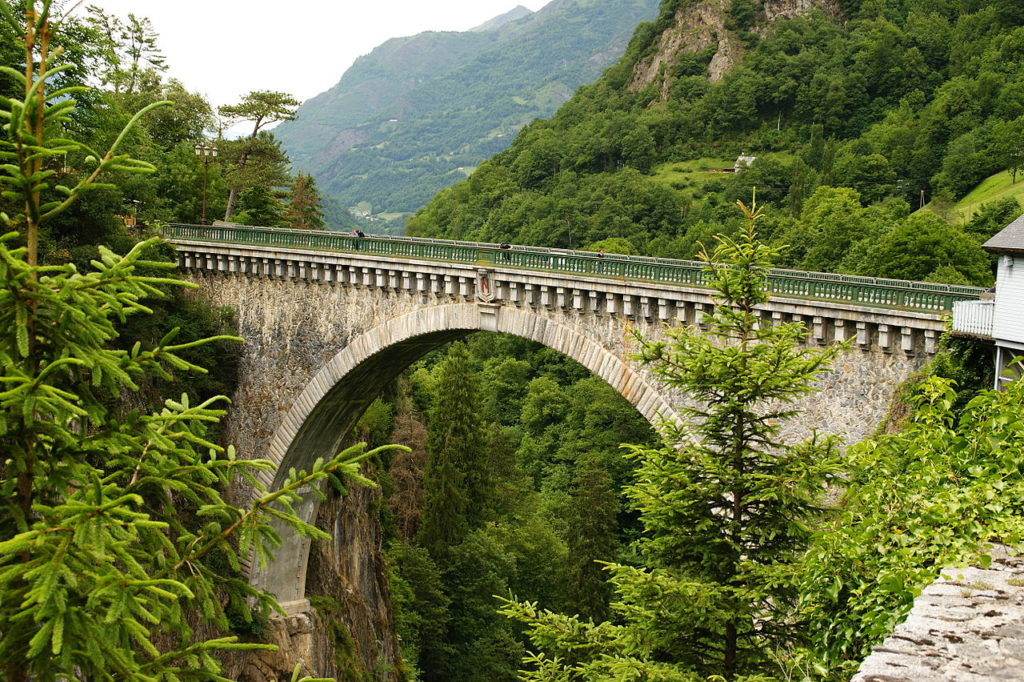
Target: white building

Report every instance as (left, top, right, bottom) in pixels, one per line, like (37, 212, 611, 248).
(952, 215, 1024, 387)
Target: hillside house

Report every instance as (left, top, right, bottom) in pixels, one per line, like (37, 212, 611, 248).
(952, 215, 1024, 387)
(734, 155, 757, 172)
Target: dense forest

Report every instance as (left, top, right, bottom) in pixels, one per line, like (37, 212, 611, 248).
(408, 0, 1024, 287)
(3, 0, 1024, 681)
(0, 3, 360, 237)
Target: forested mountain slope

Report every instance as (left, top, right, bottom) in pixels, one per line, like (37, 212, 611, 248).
(274, 0, 660, 229)
(408, 0, 1024, 286)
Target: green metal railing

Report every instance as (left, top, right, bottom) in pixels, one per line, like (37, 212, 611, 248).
(162, 223, 984, 312)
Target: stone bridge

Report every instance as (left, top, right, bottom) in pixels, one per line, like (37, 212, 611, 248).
(163, 223, 981, 613)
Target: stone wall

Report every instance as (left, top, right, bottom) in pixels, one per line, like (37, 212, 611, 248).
(853, 546, 1024, 681)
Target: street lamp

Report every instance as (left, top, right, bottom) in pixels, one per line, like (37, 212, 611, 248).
(194, 143, 218, 225)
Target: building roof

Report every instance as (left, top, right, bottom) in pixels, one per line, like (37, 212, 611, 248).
(984, 213, 1024, 253)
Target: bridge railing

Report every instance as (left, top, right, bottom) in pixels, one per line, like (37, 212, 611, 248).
(162, 223, 984, 312)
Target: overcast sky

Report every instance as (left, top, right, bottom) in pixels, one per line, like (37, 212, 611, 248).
(81, 1, 551, 117)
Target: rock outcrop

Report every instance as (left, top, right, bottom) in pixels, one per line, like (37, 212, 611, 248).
(628, 0, 843, 97)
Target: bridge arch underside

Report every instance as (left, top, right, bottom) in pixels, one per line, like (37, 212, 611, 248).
(250, 303, 677, 605)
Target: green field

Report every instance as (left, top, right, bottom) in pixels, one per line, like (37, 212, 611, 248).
(952, 170, 1024, 220)
(650, 154, 794, 201)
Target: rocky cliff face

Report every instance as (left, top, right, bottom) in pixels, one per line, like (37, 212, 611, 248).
(226, 472, 401, 682)
(629, 0, 843, 98)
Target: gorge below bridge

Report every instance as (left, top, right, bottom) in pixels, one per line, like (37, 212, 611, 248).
(164, 223, 982, 676)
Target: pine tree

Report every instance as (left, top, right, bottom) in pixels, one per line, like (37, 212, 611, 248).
(0, 4, 392, 677)
(218, 91, 299, 220)
(502, 200, 844, 681)
(286, 172, 325, 230)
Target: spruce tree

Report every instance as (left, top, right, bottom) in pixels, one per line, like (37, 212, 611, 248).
(502, 200, 844, 681)
(564, 453, 619, 622)
(0, 4, 391, 677)
(417, 342, 490, 557)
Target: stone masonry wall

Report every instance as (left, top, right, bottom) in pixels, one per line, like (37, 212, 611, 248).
(853, 546, 1024, 681)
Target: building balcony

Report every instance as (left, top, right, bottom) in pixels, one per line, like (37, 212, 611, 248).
(952, 299, 995, 338)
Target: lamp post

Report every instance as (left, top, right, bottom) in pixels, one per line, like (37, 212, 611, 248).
(194, 143, 218, 225)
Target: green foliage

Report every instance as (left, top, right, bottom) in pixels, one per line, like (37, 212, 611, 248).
(86, 8, 165, 95)
(504, 202, 844, 680)
(564, 453, 619, 622)
(387, 333, 659, 679)
(861, 212, 994, 283)
(235, 185, 286, 227)
(796, 375, 1024, 677)
(219, 90, 299, 136)
(355, 397, 395, 448)
(308, 596, 372, 682)
(219, 131, 292, 223)
(417, 342, 489, 557)
(387, 541, 451, 681)
(286, 172, 325, 230)
(0, 7, 392, 676)
(408, 0, 1024, 277)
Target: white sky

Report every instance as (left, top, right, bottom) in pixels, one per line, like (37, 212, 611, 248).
(80, 0, 552, 117)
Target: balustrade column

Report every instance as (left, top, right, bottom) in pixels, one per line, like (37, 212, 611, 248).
(675, 300, 687, 325)
(878, 324, 892, 353)
(833, 319, 846, 344)
(657, 298, 669, 321)
(856, 321, 869, 350)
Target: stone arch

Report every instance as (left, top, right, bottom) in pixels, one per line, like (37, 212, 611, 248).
(249, 303, 677, 606)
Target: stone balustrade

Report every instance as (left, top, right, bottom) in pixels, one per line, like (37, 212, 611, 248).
(171, 240, 946, 357)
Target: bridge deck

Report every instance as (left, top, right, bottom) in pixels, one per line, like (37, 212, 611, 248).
(162, 224, 984, 313)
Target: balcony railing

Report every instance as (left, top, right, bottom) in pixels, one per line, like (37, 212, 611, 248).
(952, 299, 995, 337)
(161, 223, 985, 313)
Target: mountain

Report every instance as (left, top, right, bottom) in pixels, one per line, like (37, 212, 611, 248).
(274, 0, 660, 230)
(406, 0, 1024, 286)
(469, 4, 533, 32)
